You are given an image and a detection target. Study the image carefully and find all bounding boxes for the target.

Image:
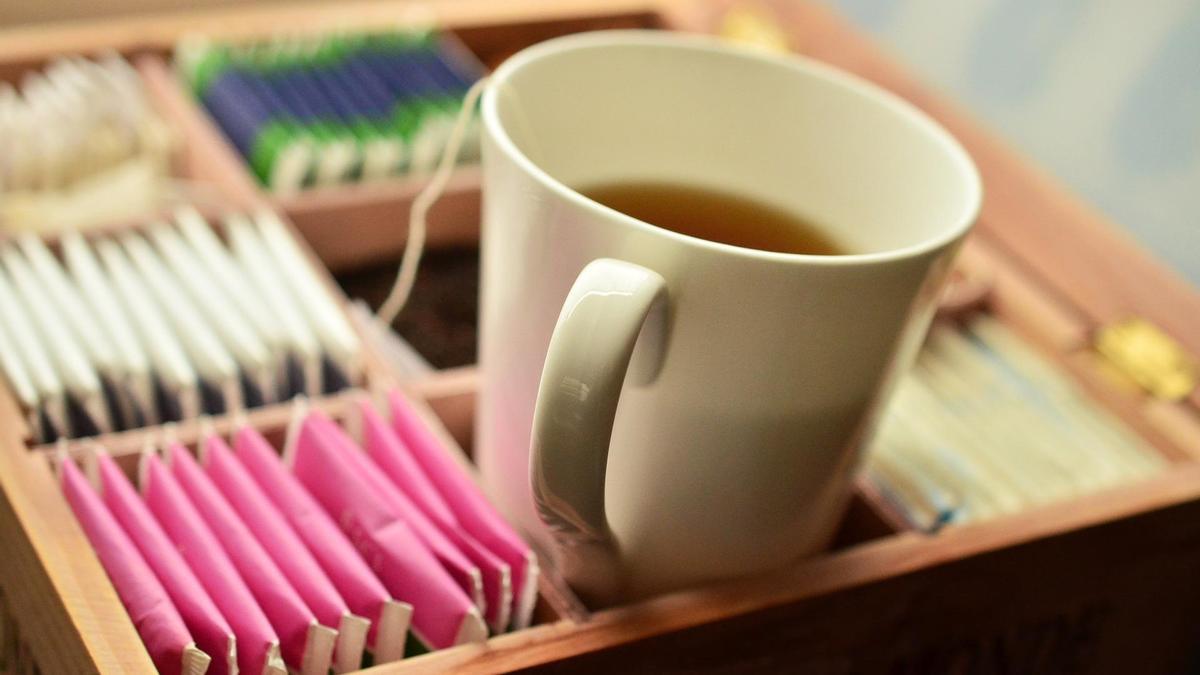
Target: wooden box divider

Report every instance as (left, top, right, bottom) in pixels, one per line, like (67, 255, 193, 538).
(2, 1, 1200, 672)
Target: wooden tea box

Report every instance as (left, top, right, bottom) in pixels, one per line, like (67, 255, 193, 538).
(1, 0, 1200, 673)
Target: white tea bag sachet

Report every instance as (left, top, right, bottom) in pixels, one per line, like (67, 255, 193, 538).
(0, 299, 46, 440)
(175, 207, 292, 398)
(148, 223, 275, 406)
(224, 214, 323, 396)
(60, 233, 157, 426)
(0, 245, 110, 435)
(0, 265, 67, 439)
(121, 232, 243, 414)
(17, 235, 144, 429)
(96, 239, 201, 421)
(254, 209, 362, 388)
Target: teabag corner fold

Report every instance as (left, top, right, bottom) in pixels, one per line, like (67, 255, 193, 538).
(91, 446, 238, 675)
(231, 423, 410, 665)
(60, 232, 157, 427)
(345, 396, 513, 632)
(95, 239, 201, 422)
(140, 448, 286, 675)
(165, 442, 335, 675)
(201, 431, 368, 673)
(282, 402, 486, 650)
(1, 244, 110, 436)
(387, 389, 540, 630)
(59, 453, 210, 675)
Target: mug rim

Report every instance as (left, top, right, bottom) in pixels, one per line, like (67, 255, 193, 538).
(482, 29, 983, 265)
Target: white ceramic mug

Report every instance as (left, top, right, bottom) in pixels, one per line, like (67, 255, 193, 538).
(476, 30, 981, 604)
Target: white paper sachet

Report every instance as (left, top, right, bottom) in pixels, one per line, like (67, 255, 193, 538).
(60, 233, 157, 426)
(224, 214, 323, 396)
(0, 265, 67, 439)
(174, 207, 291, 398)
(0, 299, 45, 440)
(96, 239, 201, 421)
(148, 223, 274, 406)
(16, 234, 144, 429)
(1, 245, 110, 435)
(253, 208, 362, 388)
(120, 231, 242, 414)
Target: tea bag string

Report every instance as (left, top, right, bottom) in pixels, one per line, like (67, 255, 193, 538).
(377, 76, 491, 325)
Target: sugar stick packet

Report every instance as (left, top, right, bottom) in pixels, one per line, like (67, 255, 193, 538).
(224, 214, 324, 396)
(148, 224, 275, 405)
(1, 245, 110, 435)
(202, 433, 369, 673)
(388, 390, 540, 629)
(232, 425, 410, 663)
(284, 406, 485, 649)
(93, 449, 237, 675)
(142, 451, 285, 675)
(60, 456, 209, 675)
(95, 239, 201, 422)
(166, 443, 334, 674)
(60, 233, 156, 427)
(254, 208, 362, 388)
(174, 207, 292, 399)
(347, 399, 512, 631)
(306, 411, 486, 614)
(121, 233, 242, 413)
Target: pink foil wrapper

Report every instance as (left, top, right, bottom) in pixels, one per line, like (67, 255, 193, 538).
(355, 400, 513, 631)
(97, 452, 236, 675)
(232, 425, 406, 661)
(167, 443, 317, 671)
(288, 413, 484, 649)
(309, 412, 485, 612)
(61, 456, 193, 675)
(143, 452, 280, 675)
(387, 389, 540, 629)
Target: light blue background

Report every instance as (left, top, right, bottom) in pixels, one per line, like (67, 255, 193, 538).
(828, 0, 1200, 285)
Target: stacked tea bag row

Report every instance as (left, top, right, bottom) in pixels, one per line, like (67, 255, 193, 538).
(0, 207, 362, 444)
(176, 29, 485, 194)
(1, 53, 175, 233)
(866, 316, 1166, 531)
(60, 390, 538, 674)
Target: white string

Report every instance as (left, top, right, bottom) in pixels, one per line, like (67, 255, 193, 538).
(376, 76, 490, 326)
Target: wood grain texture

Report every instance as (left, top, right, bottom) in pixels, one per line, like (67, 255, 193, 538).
(0, 387, 155, 674)
(372, 463, 1200, 674)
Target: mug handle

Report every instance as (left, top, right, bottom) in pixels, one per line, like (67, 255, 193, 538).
(530, 258, 668, 602)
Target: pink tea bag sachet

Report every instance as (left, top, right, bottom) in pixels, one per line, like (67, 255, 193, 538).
(165, 443, 335, 675)
(141, 451, 286, 675)
(232, 425, 411, 664)
(387, 389, 541, 629)
(284, 407, 487, 650)
(60, 455, 210, 675)
(202, 432, 369, 673)
(93, 449, 237, 675)
(306, 411, 486, 614)
(348, 398, 513, 632)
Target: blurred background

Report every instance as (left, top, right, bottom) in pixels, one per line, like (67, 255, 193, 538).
(3, 0, 1197, 287)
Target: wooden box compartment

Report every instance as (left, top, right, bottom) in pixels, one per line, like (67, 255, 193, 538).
(2, 1, 1200, 673)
